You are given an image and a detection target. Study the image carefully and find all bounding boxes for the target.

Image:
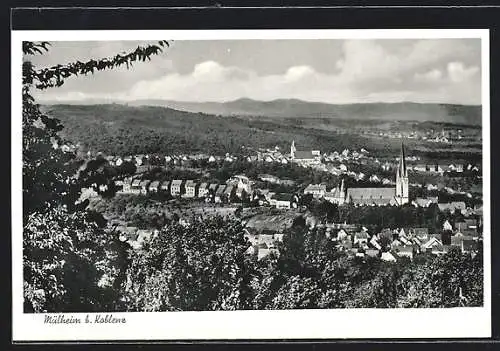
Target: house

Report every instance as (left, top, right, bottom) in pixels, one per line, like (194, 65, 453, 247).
(461, 239, 478, 254)
(183, 180, 197, 198)
(170, 180, 183, 196)
(303, 184, 327, 198)
(121, 179, 132, 193)
(365, 249, 379, 258)
(129, 179, 142, 194)
(148, 180, 160, 193)
(115, 157, 124, 167)
(273, 233, 285, 242)
(451, 234, 474, 247)
(136, 229, 155, 247)
(381, 251, 397, 262)
(399, 234, 413, 246)
(223, 185, 235, 202)
(455, 221, 477, 236)
(402, 227, 429, 241)
(463, 218, 478, 230)
(421, 237, 444, 254)
(235, 187, 246, 200)
(139, 180, 150, 195)
(339, 239, 353, 251)
(245, 245, 258, 256)
(355, 251, 366, 259)
(390, 239, 402, 250)
(438, 202, 467, 213)
(442, 220, 453, 232)
(208, 155, 217, 163)
(369, 235, 382, 250)
(412, 197, 438, 207)
(264, 155, 274, 163)
(336, 229, 349, 241)
(198, 183, 209, 198)
(160, 180, 171, 193)
(353, 231, 369, 246)
(267, 192, 277, 206)
(134, 155, 145, 166)
(272, 193, 297, 209)
(227, 174, 252, 193)
(259, 174, 281, 184)
(256, 243, 279, 260)
(215, 185, 226, 203)
(395, 246, 415, 261)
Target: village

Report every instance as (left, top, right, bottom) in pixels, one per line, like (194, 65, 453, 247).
(80, 139, 483, 264)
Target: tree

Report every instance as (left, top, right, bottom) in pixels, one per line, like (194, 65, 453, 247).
(122, 217, 257, 311)
(22, 41, 171, 312)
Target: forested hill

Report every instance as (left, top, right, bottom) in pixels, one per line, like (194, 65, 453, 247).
(42, 103, 480, 158)
(41, 103, 375, 156)
(127, 98, 482, 126)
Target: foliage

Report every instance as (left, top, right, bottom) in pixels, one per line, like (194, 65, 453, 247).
(23, 208, 129, 312)
(122, 217, 257, 311)
(22, 41, 170, 312)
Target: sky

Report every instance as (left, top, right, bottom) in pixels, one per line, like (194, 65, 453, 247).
(26, 39, 482, 105)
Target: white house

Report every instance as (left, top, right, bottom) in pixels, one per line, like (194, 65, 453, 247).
(198, 183, 209, 198)
(303, 184, 327, 198)
(148, 180, 160, 193)
(183, 180, 197, 198)
(170, 180, 183, 196)
(381, 251, 397, 262)
(443, 220, 453, 231)
(139, 180, 150, 195)
(272, 193, 297, 209)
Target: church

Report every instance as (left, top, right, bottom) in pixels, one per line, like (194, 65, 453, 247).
(326, 142, 409, 206)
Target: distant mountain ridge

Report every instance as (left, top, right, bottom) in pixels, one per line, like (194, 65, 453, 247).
(41, 97, 482, 125)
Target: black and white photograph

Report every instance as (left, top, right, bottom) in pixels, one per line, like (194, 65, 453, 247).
(12, 29, 491, 341)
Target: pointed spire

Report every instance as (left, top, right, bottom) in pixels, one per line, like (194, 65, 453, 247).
(399, 141, 407, 177)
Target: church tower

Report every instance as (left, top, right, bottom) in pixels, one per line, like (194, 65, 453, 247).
(291, 140, 296, 160)
(395, 142, 409, 205)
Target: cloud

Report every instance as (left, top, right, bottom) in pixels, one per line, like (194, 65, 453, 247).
(447, 62, 479, 83)
(33, 39, 482, 105)
(414, 69, 443, 83)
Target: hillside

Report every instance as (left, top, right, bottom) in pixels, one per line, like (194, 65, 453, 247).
(41, 104, 374, 156)
(41, 103, 481, 163)
(126, 98, 482, 126)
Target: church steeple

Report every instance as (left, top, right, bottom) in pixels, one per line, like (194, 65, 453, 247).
(396, 141, 409, 205)
(291, 140, 296, 159)
(398, 141, 407, 178)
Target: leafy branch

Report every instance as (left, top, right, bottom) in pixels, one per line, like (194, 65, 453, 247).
(23, 40, 171, 89)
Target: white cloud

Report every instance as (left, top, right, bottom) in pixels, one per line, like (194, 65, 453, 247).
(414, 69, 443, 82)
(33, 39, 482, 105)
(284, 65, 316, 81)
(447, 62, 479, 83)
